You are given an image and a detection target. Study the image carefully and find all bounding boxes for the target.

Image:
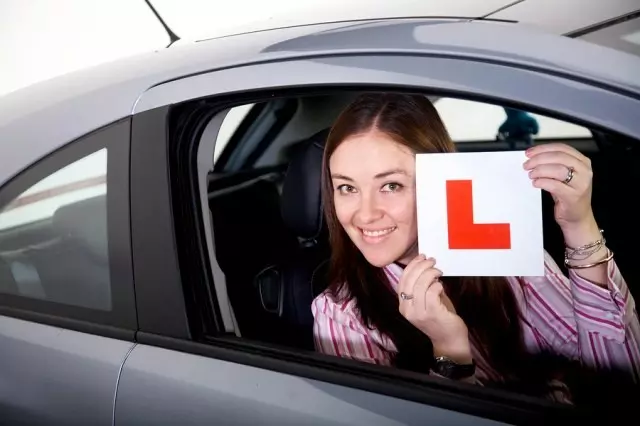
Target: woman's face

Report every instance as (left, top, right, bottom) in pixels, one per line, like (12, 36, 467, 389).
(330, 130, 418, 267)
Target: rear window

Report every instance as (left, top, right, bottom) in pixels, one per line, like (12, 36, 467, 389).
(434, 98, 591, 142)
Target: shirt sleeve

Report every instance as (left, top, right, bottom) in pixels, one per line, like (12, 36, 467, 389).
(312, 290, 487, 385)
(311, 292, 391, 365)
(521, 251, 640, 382)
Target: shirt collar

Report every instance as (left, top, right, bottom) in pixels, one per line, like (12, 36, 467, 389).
(383, 263, 404, 293)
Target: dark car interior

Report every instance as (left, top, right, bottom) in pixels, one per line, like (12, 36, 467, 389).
(204, 92, 640, 356)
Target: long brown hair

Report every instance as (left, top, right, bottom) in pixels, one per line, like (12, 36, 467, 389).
(321, 92, 556, 391)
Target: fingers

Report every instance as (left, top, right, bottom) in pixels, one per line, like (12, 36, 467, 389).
(440, 291, 457, 314)
(527, 163, 572, 182)
(424, 279, 444, 310)
(530, 163, 591, 190)
(526, 143, 590, 166)
(397, 254, 434, 298)
(405, 279, 447, 319)
(409, 267, 443, 313)
(532, 177, 574, 197)
(523, 151, 588, 174)
(523, 147, 593, 198)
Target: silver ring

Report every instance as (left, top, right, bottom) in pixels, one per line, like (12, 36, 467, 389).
(400, 292, 414, 300)
(563, 166, 574, 185)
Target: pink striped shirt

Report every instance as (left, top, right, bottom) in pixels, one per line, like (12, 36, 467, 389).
(312, 251, 640, 388)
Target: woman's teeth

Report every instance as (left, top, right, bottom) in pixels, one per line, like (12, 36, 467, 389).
(361, 227, 396, 237)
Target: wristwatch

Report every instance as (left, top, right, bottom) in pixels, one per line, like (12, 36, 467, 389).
(432, 356, 476, 380)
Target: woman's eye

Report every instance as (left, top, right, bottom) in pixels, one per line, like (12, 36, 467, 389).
(337, 184, 356, 194)
(382, 182, 403, 192)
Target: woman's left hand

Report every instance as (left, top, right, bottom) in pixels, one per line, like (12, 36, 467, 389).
(523, 143, 595, 230)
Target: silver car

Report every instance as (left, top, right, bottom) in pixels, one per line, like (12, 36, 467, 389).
(1, 15, 639, 426)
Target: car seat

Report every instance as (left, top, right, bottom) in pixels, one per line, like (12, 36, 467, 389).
(255, 128, 331, 350)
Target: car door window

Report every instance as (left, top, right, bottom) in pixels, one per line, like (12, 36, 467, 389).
(194, 90, 639, 412)
(0, 148, 109, 308)
(0, 149, 107, 231)
(0, 119, 136, 330)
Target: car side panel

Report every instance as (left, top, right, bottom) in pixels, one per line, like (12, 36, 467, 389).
(0, 315, 134, 426)
(114, 344, 506, 426)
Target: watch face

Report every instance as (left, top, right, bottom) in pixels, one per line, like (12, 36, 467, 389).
(434, 358, 475, 380)
(436, 360, 456, 377)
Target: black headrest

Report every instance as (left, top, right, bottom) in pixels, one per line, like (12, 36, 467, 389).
(281, 128, 329, 240)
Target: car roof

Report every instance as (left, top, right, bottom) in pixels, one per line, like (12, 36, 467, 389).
(1, 18, 639, 188)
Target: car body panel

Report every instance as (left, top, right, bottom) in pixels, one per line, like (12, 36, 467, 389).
(114, 344, 506, 425)
(133, 55, 640, 139)
(0, 315, 134, 426)
(1, 19, 639, 188)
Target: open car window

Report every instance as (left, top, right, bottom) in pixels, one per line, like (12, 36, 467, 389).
(168, 87, 639, 418)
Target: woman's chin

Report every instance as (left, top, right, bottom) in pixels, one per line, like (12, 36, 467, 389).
(359, 242, 418, 268)
(360, 250, 400, 268)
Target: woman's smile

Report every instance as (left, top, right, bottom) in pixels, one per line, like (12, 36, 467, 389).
(359, 226, 397, 243)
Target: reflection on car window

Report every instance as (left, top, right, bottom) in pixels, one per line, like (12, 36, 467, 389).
(0, 148, 111, 311)
(214, 104, 254, 164)
(434, 98, 591, 142)
(0, 149, 107, 231)
(578, 16, 640, 58)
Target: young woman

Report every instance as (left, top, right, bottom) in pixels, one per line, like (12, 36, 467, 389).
(312, 93, 640, 402)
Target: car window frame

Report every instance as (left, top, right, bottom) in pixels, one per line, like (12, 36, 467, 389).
(129, 53, 640, 424)
(130, 91, 609, 426)
(0, 118, 137, 340)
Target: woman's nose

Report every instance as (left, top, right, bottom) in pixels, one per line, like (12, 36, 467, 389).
(356, 194, 383, 223)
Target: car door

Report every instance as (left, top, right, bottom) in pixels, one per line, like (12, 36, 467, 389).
(116, 21, 640, 425)
(0, 119, 137, 425)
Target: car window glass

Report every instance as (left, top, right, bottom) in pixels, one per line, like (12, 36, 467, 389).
(577, 16, 640, 58)
(434, 98, 591, 142)
(0, 148, 111, 311)
(214, 104, 254, 164)
(0, 149, 107, 231)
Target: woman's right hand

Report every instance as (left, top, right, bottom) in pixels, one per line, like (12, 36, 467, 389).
(398, 255, 472, 363)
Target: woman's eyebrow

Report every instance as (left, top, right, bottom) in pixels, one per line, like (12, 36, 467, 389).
(331, 169, 408, 181)
(374, 169, 407, 179)
(331, 173, 353, 181)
